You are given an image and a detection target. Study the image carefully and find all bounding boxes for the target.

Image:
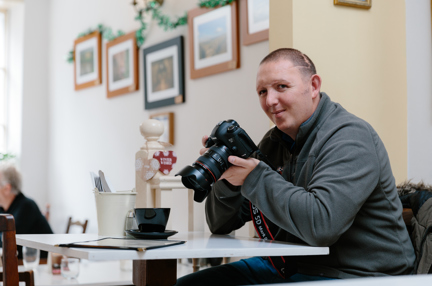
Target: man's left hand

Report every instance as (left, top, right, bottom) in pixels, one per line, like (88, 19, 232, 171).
(219, 156, 260, 186)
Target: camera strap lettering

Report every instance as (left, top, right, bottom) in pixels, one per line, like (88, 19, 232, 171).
(250, 202, 286, 278)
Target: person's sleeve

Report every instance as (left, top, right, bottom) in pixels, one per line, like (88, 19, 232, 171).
(17, 199, 53, 235)
(205, 179, 252, 234)
(241, 122, 381, 247)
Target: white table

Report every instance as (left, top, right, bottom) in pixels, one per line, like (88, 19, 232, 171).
(16, 232, 329, 285)
(19, 261, 132, 286)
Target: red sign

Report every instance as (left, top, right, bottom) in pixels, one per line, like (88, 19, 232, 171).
(153, 151, 177, 175)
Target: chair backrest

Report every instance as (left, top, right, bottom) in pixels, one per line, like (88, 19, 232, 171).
(65, 217, 88, 234)
(0, 214, 20, 286)
(0, 214, 36, 286)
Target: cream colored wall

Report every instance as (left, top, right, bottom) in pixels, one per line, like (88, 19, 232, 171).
(270, 0, 408, 183)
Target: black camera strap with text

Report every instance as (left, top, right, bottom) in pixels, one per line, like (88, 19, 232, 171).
(250, 202, 287, 278)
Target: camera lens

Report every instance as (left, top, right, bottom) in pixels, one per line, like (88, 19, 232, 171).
(176, 145, 232, 202)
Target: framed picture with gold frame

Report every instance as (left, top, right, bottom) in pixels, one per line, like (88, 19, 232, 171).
(106, 31, 139, 98)
(188, 2, 240, 79)
(240, 0, 269, 46)
(150, 112, 174, 145)
(74, 31, 102, 90)
(334, 0, 371, 9)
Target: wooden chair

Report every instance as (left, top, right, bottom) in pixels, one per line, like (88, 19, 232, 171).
(65, 217, 88, 233)
(0, 214, 35, 286)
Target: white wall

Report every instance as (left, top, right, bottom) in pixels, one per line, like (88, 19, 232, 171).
(39, 0, 269, 233)
(405, 0, 432, 184)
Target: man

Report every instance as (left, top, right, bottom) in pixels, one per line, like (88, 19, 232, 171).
(0, 162, 53, 259)
(176, 48, 415, 285)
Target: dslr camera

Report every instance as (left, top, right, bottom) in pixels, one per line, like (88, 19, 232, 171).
(176, 119, 260, 202)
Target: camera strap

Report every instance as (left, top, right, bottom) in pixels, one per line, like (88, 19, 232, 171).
(250, 202, 287, 278)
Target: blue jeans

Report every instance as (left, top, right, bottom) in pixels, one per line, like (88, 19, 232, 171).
(176, 257, 335, 285)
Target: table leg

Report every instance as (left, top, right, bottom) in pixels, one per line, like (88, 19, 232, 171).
(192, 258, 200, 272)
(133, 259, 177, 286)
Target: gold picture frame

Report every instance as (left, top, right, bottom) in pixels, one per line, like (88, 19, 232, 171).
(240, 0, 269, 46)
(188, 2, 240, 79)
(334, 0, 371, 9)
(74, 31, 102, 90)
(105, 32, 139, 98)
(150, 112, 174, 145)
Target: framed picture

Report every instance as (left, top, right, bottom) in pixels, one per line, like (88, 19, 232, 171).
(241, 0, 269, 46)
(150, 112, 174, 145)
(74, 31, 102, 90)
(105, 31, 139, 98)
(188, 2, 240, 79)
(143, 36, 185, 110)
(334, 0, 371, 9)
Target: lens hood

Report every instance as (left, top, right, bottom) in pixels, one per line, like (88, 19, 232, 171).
(175, 165, 212, 202)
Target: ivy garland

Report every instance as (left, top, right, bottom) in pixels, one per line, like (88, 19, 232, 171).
(198, 0, 236, 8)
(134, 0, 188, 48)
(67, 0, 237, 63)
(66, 24, 125, 63)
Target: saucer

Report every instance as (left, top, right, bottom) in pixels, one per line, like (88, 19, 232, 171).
(125, 229, 177, 239)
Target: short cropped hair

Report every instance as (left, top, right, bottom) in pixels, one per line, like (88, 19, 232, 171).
(260, 48, 317, 79)
(0, 163, 22, 195)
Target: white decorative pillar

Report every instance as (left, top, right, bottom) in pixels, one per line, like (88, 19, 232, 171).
(135, 119, 166, 208)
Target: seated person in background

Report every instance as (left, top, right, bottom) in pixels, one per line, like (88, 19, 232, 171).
(176, 48, 415, 285)
(0, 162, 53, 259)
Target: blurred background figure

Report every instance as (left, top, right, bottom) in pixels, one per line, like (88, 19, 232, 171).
(0, 162, 53, 259)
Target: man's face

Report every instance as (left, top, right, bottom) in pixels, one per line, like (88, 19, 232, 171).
(256, 59, 319, 139)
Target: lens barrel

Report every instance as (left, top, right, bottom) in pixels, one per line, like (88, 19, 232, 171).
(176, 145, 231, 202)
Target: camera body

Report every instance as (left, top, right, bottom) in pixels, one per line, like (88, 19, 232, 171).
(176, 119, 259, 202)
(206, 119, 258, 160)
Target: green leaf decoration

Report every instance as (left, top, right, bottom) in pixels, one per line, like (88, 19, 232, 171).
(0, 152, 16, 161)
(199, 0, 236, 8)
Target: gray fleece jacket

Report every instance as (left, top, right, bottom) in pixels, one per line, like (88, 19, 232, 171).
(205, 92, 415, 279)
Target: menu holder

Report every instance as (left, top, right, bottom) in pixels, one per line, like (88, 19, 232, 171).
(55, 237, 185, 252)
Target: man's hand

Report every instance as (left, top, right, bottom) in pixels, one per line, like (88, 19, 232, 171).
(220, 156, 260, 186)
(200, 135, 209, 155)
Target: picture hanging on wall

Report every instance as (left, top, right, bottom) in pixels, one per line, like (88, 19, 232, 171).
(150, 112, 174, 145)
(334, 0, 371, 9)
(241, 0, 269, 46)
(106, 31, 139, 98)
(188, 2, 240, 79)
(143, 36, 185, 110)
(74, 31, 102, 90)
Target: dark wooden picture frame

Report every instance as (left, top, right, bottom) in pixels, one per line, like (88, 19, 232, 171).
(143, 36, 185, 110)
(240, 0, 269, 46)
(150, 112, 174, 145)
(188, 2, 240, 79)
(105, 31, 139, 98)
(74, 31, 102, 90)
(334, 0, 371, 9)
